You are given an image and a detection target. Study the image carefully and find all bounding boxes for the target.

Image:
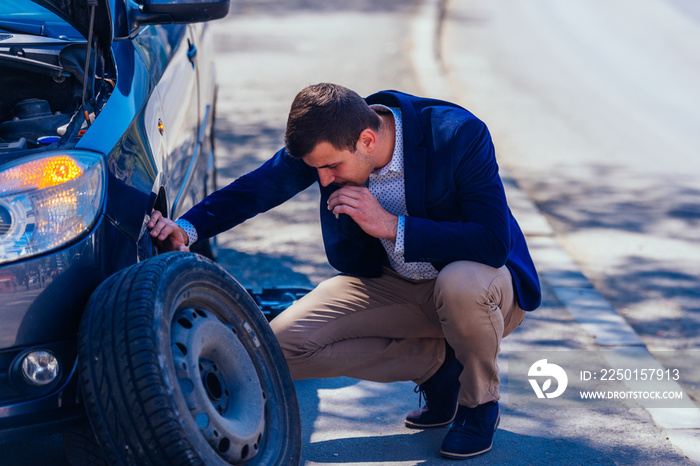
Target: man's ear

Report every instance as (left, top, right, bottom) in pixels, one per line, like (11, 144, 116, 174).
(357, 128, 377, 152)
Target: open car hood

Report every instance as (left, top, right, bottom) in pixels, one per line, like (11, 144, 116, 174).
(31, 0, 112, 50)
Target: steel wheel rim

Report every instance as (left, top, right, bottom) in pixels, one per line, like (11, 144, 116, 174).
(171, 307, 266, 463)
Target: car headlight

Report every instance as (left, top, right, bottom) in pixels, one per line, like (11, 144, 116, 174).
(0, 152, 105, 265)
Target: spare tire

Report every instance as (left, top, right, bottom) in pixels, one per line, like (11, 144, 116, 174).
(78, 252, 301, 465)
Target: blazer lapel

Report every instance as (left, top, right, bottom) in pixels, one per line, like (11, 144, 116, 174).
(397, 96, 428, 218)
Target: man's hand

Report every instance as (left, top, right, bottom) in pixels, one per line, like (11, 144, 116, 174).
(327, 186, 398, 242)
(148, 209, 190, 252)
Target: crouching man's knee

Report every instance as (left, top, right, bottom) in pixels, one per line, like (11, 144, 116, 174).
(436, 260, 509, 304)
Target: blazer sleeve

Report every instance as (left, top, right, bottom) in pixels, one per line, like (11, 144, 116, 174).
(403, 118, 511, 268)
(181, 147, 317, 241)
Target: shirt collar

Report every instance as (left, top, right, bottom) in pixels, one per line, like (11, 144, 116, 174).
(371, 105, 403, 176)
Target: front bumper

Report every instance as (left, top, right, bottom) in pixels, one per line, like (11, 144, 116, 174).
(0, 215, 137, 440)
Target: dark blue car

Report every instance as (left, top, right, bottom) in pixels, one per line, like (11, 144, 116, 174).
(0, 1, 300, 464)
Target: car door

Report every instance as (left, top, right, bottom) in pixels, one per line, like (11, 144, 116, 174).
(136, 23, 200, 219)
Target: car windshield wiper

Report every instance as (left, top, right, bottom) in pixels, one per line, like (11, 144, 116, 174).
(0, 20, 44, 36)
(0, 20, 67, 39)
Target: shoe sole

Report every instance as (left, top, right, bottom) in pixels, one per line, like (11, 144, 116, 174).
(439, 444, 492, 459)
(438, 413, 500, 459)
(404, 404, 459, 429)
(404, 416, 455, 429)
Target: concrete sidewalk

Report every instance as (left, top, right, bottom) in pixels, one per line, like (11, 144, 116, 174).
(293, 0, 699, 464)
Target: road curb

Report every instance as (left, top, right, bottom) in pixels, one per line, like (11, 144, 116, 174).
(411, 0, 700, 462)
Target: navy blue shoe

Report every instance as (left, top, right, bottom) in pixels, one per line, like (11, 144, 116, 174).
(405, 344, 463, 429)
(440, 401, 500, 459)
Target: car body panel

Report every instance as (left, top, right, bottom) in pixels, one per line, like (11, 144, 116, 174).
(0, 218, 136, 441)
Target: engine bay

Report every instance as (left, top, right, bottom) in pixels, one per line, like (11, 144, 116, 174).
(0, 33, 113, 157)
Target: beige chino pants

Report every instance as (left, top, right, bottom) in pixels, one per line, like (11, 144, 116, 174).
(270, 261, 526, 407)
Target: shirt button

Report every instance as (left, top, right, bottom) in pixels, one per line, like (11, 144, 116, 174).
(413, 273, 420, 279)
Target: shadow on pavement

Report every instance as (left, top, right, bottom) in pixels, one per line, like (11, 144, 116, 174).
(302, 426, 616, 465)
(217, 248, 317, 290)
(526, 163, 700, 351)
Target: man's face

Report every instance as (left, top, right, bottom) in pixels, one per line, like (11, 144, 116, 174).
(303, 141, 375, 187)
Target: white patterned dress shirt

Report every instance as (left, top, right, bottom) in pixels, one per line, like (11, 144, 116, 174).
(368, 105, 438, 280)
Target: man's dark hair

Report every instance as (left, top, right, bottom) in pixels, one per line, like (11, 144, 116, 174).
(284, 83, 381, 159)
